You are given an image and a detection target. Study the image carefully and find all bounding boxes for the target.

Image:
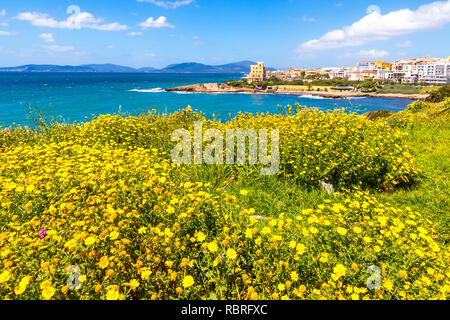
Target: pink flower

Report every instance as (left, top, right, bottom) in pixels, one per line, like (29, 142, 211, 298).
(4, 128, 9, 134)
(39, 229, 47, 238)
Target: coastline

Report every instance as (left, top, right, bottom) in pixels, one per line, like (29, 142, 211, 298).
(164, 83, 428, 101)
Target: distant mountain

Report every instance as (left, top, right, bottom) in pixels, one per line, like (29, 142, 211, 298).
(138, 67, 159, 72)
(160, 62, 224, 73)
(0, 64, 93, 72)
(0, 61, 274, 73)
(0, 64, 134, 73)
(159, 61, 260, 73)
(80, 64, 137, 72)
(216, 60, 258, 73)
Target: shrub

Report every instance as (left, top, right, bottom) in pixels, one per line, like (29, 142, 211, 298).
(407, 101, 429, 113)
(425, 84, 450, 103)
(443, 97, 450, 109)
(222, 107, 419, 190)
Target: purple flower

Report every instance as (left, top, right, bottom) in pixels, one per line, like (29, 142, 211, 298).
(39, 229, 47, 238)
(161, 135, 165, 139)
(39, 118, 44, 122)
(159, 148, 163, 151)
(4, 128, 9, 134)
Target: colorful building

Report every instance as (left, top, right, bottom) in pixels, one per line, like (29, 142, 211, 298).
(374, 61, 392, 71)
(248, 62, 266, 82)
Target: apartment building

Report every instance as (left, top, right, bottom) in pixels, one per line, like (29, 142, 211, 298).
(374, 61, 392, 71)
(346, 71, 364, 81)
(357, 61, 376, 72)
(247, 62, 266, 82)
(288, 67, 305, 78)
(417, 61, 450, 84)
(327, 67, 347, 79)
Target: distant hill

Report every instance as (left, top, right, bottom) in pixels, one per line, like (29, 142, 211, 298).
(160, 62, 224, 73)
(216, 60, 258, 73)
(0, 64, 133, 73)
(80, 64, 137, 72)
(0, 61, 274, 73)
(159, 61, 273, 73)
(0, 64, 93, 72)
(138, 67, 159, 72)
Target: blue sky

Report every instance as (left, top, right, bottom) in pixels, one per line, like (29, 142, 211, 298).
(0, 0, 449, 68)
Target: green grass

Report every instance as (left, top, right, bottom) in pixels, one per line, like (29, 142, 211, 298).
(377, 84, 421, 94)
(376, 117, 450, 244)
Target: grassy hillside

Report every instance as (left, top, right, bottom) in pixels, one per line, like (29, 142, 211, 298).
(0, 101, 448, 300)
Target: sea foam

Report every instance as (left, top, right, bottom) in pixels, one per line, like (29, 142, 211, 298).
(298, 94, 328, 100)
(128, 88, 164, 93)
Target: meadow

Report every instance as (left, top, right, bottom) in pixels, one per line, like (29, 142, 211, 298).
(0, 98, 448, 300)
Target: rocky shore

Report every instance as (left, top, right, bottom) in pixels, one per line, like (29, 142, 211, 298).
(165, 82, 258, 93)
(164, 83, 428, 100)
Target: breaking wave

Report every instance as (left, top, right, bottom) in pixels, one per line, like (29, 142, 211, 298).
(128, 88, 164, 93)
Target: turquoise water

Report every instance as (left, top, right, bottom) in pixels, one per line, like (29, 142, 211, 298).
(0, 73, 413, 126)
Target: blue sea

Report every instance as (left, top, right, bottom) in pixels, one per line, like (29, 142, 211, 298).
(0, 73, 413, 127)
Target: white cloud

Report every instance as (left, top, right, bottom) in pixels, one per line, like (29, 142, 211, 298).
(40, 33, 55, 42)
(0, 22, 8, 27)
(19, 48, 37, 54)
(299, 0, 450, 51)
(137, 0, 195, 9)
(366, 5, 381, 15)
(0, 9, 5, 17)
(302, 16, 316, 22)
(140, 16, 174, 29)
(43, 45, 75, 52)
(358, 49, 390, 58)
(396, 40, 412, 47)
(191, 35, 205, 46)
(0, 30, 17, 36)
(342, 49, 390, 59)
(127, 31, 143, 36)
(16, 8, 128, 31)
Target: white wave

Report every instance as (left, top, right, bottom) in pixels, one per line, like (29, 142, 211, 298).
(128, 88, 164, 93)
(175, 91, 255, 95)
(173, 91, 196, 94)
(298, 94, 328, 100)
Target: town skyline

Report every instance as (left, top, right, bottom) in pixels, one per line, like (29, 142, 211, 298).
(264, 56, 450, 84)
(0, 0, 450, 68)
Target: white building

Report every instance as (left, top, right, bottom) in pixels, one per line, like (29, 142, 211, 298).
(357, 61, 376, 72)
(376, 69, 394, 81)
(326, 67, 347, 78)
(417, 62, 450, 84)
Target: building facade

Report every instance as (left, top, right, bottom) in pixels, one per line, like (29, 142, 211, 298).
(417, 61, 450, 84)
(248, 62, 266, 82)
(357, 61, 376, 72)
(374, 61, 392, 71)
